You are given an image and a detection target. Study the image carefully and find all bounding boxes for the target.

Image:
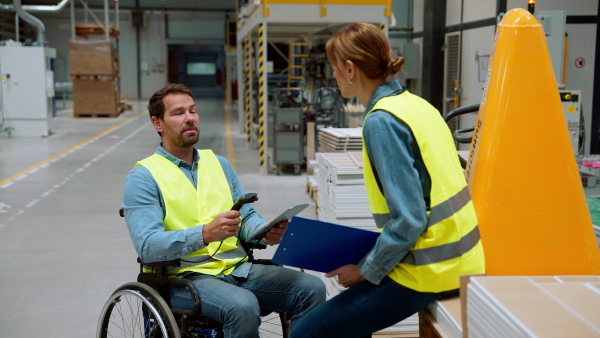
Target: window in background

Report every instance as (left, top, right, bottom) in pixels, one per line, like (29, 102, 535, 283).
(187, 62, 216, 75)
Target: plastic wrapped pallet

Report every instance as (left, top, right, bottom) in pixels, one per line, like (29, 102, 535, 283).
(69, 39, 116, 75)
(72, 77, 119, 116)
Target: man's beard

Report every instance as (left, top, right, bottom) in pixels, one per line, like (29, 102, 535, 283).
(171, 129, 199, 147)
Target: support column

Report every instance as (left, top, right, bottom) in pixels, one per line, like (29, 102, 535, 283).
(245, 35, 252, 145)
(591, 6, 600, 153)
(237, 34, 244, 134)
(422, 0, 446, 113)
(104, 0, 109, 40)
(70, 0, 75, 39)
(258, 22, 268, 174)
(225, 50, 231, 108)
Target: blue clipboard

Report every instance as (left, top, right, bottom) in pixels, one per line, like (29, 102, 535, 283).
(272, 216, 380, 273)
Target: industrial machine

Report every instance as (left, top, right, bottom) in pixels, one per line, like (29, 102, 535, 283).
(559, 89, 583, 155)
(0, 41, 55, 137)
(0, 0, 57, 138)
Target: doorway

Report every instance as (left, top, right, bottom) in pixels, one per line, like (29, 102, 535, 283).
(168, 44, 225, 99)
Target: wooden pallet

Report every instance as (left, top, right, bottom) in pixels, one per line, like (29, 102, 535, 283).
(73, 107, 124, 118)
(306, 175, 319, 214)
(75, 23, 120, 38)
(118, 95, 133, 111)
(71, 74, 117, 81)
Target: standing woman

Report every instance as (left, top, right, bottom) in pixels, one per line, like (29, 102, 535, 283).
(290, 23, 485, 338)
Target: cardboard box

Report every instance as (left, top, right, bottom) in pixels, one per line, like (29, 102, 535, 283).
(69, 39, 117, 75)
(72, 78, 118, 116)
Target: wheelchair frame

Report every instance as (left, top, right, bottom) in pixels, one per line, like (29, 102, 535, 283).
(98, 209, 290, 338)
(97, 253, 291, 338)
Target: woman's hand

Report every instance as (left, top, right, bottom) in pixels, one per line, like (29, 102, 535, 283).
(326, 264, 365, 287)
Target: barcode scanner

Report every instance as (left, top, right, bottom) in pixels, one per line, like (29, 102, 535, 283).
(231, 193, 258, 211)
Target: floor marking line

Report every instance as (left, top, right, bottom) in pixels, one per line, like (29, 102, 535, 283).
(0, 111, 147, 187)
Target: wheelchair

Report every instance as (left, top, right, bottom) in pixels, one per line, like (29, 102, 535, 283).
(97, 211, 291, 338)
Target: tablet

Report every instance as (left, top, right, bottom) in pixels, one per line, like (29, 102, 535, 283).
(247, 204, 309, 241)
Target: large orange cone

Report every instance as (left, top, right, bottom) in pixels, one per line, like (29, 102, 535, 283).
(465, 8, 600, 275)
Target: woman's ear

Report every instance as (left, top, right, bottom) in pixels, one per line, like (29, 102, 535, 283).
(346, 60, 356, 81)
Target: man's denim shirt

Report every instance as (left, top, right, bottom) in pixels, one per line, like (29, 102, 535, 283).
(358, 80, 432, 285)
(122, 145, 267, 278)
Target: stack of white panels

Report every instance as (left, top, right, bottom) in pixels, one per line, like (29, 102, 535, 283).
(427, 297, 462, 338)
(467, 276, 600, 338)
(376, 315, 419, 336)
(315, 151, 376, 230)
(313, 151, 418, 336)
(317, 127, 363, 153)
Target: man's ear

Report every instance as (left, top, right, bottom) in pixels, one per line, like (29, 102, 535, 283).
(151, 116, 163, 134)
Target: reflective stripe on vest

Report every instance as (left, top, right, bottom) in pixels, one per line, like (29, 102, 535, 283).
(363, 91, 485, 293)
(137, 150, 247, 276)
(401, 224, 481, 266)
(372, 185, 472, 230)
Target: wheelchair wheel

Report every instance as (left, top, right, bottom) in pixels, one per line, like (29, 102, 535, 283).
(259, 312, 290, 338)
(97, 282, 180, 338)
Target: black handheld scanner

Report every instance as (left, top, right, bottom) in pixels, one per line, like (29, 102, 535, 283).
(231, 193, 258, 211)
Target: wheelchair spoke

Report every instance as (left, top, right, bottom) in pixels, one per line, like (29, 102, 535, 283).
(97, 283, 179, 338)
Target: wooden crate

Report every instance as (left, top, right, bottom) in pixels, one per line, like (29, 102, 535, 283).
(75, 23, 120, 38)
(73, 78, 120, 117)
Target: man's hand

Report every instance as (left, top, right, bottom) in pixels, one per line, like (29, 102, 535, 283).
(325, 264, 365, 288)
(202, 210, 241, 244)
(263, 220, 289, 245)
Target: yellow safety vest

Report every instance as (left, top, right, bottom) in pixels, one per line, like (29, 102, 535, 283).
(363, 91, 485, 293)
(137, 149, 247, 276)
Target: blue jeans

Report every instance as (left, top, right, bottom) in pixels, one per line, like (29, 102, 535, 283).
(169, 264, 326, 338)
(290, 276, 441, 338)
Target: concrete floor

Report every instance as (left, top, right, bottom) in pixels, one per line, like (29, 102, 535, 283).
(0, 99, 316, 337)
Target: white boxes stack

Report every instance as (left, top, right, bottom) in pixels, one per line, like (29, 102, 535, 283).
(313, 151, 419, 336)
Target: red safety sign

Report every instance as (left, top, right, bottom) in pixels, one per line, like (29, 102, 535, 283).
(575, 57, 586, 68)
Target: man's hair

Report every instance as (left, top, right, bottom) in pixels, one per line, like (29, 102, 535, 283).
(147, 83, 193, 121)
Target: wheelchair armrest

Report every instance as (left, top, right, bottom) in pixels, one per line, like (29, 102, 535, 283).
(137, 257, 181, 268)
(250, 258, 281, 266)
(241, 240, 267, 252)
(251, 243, 267, 251)
(168, 278, 201, 318)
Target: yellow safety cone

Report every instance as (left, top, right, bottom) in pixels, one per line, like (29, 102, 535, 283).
(465, 8, 600, 275)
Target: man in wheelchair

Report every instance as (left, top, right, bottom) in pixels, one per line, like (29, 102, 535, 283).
(121, 83, 326, 337)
